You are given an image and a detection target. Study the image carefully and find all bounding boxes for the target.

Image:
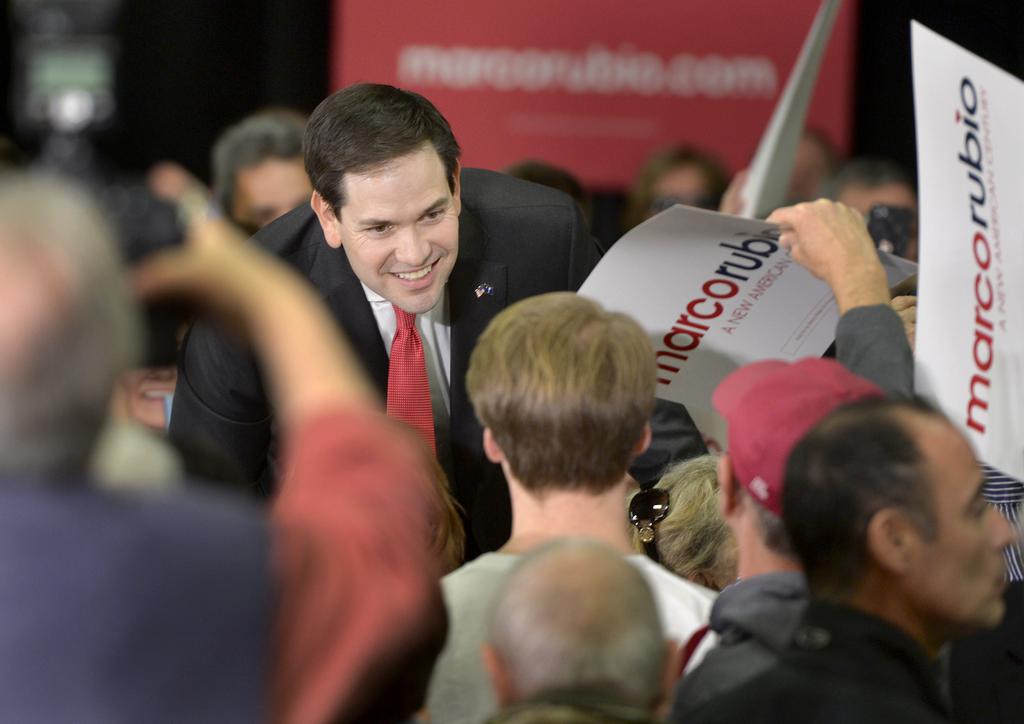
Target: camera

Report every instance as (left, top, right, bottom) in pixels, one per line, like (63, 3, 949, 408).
(11, 0, 186, 366)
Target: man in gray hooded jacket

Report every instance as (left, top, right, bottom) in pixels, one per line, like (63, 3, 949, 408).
(670, 359, 882, 718)
(671, 200, 913, 719)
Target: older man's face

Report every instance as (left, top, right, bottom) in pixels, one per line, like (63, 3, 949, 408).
(0, 241, 68, 382)
(904, 415, 1015, 643)
(313, 144, 460, 315)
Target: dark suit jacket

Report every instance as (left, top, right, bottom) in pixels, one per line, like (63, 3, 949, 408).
(172, 169, 605, 554)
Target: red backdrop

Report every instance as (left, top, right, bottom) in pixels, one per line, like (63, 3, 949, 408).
(332, 0, 858, 189)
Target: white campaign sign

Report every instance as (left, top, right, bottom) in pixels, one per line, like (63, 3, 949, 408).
(579, 205, 839, 450)
(912, 23, 1024, 478)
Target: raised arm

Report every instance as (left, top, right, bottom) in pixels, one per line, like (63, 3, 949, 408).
(136, 219, 444, 723)
(767, 200, 913, 397)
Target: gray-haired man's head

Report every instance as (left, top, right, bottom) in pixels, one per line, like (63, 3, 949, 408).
(211, 109, 311, 234)
(485, 539, 672, 712)
(0, 174, 140, 474)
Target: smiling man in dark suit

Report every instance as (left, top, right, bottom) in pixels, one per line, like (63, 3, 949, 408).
(171, 83, 702, 556)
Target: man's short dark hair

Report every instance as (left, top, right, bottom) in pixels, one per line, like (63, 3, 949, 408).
(827, 157, 916, 199)
(504, 160, 586, 204)
(211, 109, 307, 219)
(783, 398, 940, 598)
(304, 83, 461, 214)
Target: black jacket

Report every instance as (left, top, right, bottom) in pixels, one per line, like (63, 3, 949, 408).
(950, 581, 1024, 724)
(671, 572, 808, 720)
(683, 601, 951, 724)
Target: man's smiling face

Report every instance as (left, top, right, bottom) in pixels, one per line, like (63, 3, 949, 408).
(312, 143, 460, 314)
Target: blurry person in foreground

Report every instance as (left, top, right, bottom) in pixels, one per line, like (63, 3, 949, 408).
(0, 172, 443, 724)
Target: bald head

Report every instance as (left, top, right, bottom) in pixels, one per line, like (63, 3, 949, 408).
(487, 540, 667, 709)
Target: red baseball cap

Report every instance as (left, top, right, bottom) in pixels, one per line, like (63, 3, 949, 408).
(713, 358, 884, 515)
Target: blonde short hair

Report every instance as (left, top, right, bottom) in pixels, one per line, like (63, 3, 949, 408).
(467, 293, 654, 494)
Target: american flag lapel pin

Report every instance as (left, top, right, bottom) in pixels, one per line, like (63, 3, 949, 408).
(474, 282, 494, 299)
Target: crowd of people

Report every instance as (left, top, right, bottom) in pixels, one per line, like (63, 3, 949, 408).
(0, 80, 1019, 724)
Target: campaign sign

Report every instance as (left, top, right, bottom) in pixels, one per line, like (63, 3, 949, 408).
(911, 23, 1024, 478)
(331, 0, 856, 188)
(579, 206, 838, 449)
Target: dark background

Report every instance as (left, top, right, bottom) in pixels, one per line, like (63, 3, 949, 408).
(1, 0, 1022, 190)
(0, 0, 330, 178)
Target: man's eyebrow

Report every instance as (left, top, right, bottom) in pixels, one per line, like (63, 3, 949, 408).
(355, 215, 395, 228)
(355, 197, 450, 228)
(418, 196, 451, 216)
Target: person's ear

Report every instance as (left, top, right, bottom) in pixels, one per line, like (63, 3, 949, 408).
(311, 191, 344, 249)
(451, 160, 462, 217)
(481, 643, 515, 708)
(632, 422, 653, 457)
(483, 427, 506, 464)
(865, 508, 919, 575)
(718, 454, 740, 517)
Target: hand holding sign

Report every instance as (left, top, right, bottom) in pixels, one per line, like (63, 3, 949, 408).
(890, 295, 917, 350)
(768, 200, 889, 314)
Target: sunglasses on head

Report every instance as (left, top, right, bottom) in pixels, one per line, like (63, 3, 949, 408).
(629, 487, 670, 563)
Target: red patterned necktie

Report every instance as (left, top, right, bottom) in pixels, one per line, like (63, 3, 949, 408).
(387, 304, 436, 453)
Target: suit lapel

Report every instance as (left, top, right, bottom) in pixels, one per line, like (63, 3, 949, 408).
(447, 204, 508, 533)
(449, 205, 508, 401)
(314, 243, 390, 397)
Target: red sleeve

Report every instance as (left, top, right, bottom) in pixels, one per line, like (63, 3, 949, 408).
(269, 408, 444, 724)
